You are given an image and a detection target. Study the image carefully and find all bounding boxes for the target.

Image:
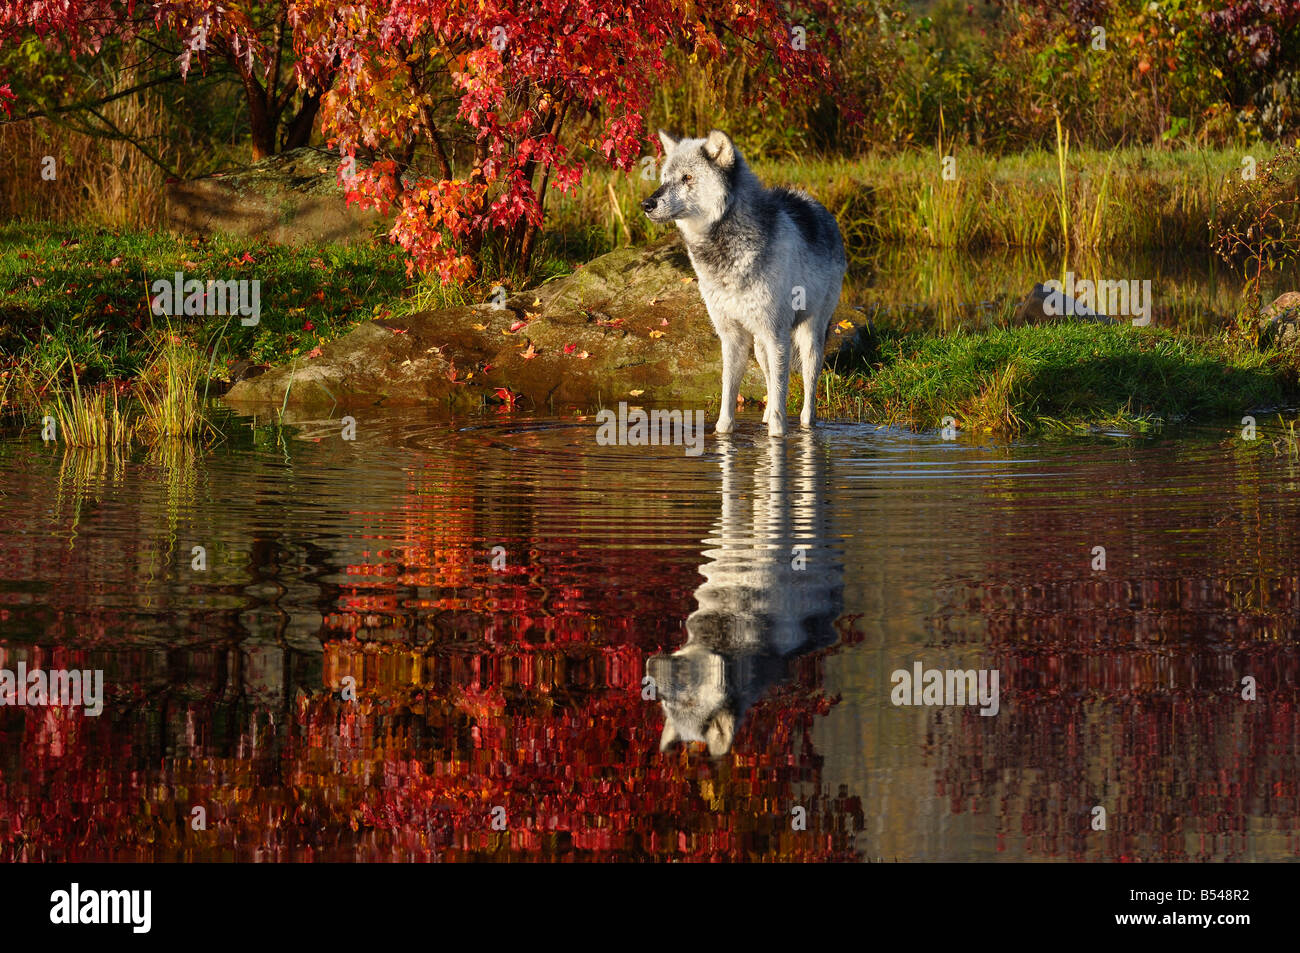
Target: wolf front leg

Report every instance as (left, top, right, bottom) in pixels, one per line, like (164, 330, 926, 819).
(763, 335, 790, 437)
(715, 328, 751, 435)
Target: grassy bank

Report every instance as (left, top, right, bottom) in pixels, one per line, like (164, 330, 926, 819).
(819, 322, 1297, 437)
(0, 223, 418, 443)
(0, 223, 413, 382)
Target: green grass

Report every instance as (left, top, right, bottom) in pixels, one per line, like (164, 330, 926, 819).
(0, 223, 412, 393)
(820, 322, 1296, 437)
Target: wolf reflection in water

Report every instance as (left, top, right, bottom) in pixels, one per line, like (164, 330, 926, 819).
(649, 431, 844, 755)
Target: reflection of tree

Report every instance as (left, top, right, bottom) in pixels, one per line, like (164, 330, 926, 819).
(928, 452, 1300, 861)
(0, 429, 865, 861)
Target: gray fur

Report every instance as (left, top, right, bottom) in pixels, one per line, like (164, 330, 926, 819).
(642, 129, 847, 435)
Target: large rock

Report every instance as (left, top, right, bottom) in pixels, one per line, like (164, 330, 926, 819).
(1013, 282, 1114, 324)
(224, 239, 862, 412)
(1259, 291, 1300, 350)
(167, 147, 381, 244)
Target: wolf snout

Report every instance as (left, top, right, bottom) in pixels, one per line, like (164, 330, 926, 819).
(640, 196, 658, 214)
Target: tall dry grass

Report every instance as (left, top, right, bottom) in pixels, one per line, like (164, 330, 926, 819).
(0, 72, 171, 227)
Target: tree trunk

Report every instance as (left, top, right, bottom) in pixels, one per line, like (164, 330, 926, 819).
(281, 91, 321, 152)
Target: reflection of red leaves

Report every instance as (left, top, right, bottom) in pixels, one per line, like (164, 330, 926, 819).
(494, 386, 519, 408)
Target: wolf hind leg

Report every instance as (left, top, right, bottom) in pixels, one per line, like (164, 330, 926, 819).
(793, 317, 827, 429)
(716, 327, 752, 435)
(754, 337, 773, 423)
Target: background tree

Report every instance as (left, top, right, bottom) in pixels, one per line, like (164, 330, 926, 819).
(291, 0, 842, 281)
(0, 0, 335, 164)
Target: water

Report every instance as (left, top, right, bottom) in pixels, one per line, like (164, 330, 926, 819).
(851, 245, 1300, 332)
(2, 407, 1299, 861)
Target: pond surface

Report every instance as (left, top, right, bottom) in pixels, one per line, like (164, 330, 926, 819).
(2, 407, 1299, 861)
(852, 245, 1300, 332)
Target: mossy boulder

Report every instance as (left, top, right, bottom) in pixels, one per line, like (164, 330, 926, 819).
(167, 147, 382, 245)
(223, 238, 862, 412)
(1259, 291, 1300, 351)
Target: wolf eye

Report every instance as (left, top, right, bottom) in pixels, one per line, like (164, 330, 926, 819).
(681, 173, 693, 184)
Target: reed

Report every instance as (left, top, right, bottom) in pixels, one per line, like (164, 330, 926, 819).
(44, 355, 134, 447)
(136, 331, 216, 443)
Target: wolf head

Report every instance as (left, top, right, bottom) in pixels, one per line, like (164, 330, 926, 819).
(647, 644, 737, 757)
(641, 129, 749, 227)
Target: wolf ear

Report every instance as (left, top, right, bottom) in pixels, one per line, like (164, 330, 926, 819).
(657, 129, 679, 155)
(702, 130, 735, 170)
(659, 721, 680, 752)
(705, 710, 735, 757)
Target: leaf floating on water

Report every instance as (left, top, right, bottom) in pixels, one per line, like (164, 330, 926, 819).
(509, 319, 527, 332)
(578, 350, 590, 359)
(660, 318, 669, 326)
(649, 330, 665, 339)
(521, 343, 538, 359)
(838, 319, 854, 330)
(629, 389, 644, 397)
(472, 322, 488, 331)
(564, 343, 577, 354)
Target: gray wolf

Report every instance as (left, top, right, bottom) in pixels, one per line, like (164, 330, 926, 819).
(641, 129, 847, 437)
(647, 433, 844, 756)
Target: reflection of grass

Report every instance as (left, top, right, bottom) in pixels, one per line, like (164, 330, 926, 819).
(820, 323, 1294, 437)
(144, 439, 202, 543)
(54, 444, 127, 535)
